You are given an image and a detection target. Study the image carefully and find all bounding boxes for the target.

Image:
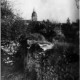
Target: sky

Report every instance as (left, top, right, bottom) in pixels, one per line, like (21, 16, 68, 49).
(7, 0, 79, 23)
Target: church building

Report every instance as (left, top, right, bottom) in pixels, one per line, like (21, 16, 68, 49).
(31, 9, 37, 21)
(24, 9, 38, 25)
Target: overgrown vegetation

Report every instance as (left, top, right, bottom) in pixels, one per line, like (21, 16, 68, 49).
(1, 0, 79, 80)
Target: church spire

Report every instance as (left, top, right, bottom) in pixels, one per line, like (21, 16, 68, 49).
(31, 8, 37, 21)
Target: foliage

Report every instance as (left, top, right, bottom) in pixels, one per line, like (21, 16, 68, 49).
(61, 20, 79, 44)
(1, 1, 79, 79)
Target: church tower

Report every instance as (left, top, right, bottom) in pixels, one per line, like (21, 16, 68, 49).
(32, 9, 37, 21)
